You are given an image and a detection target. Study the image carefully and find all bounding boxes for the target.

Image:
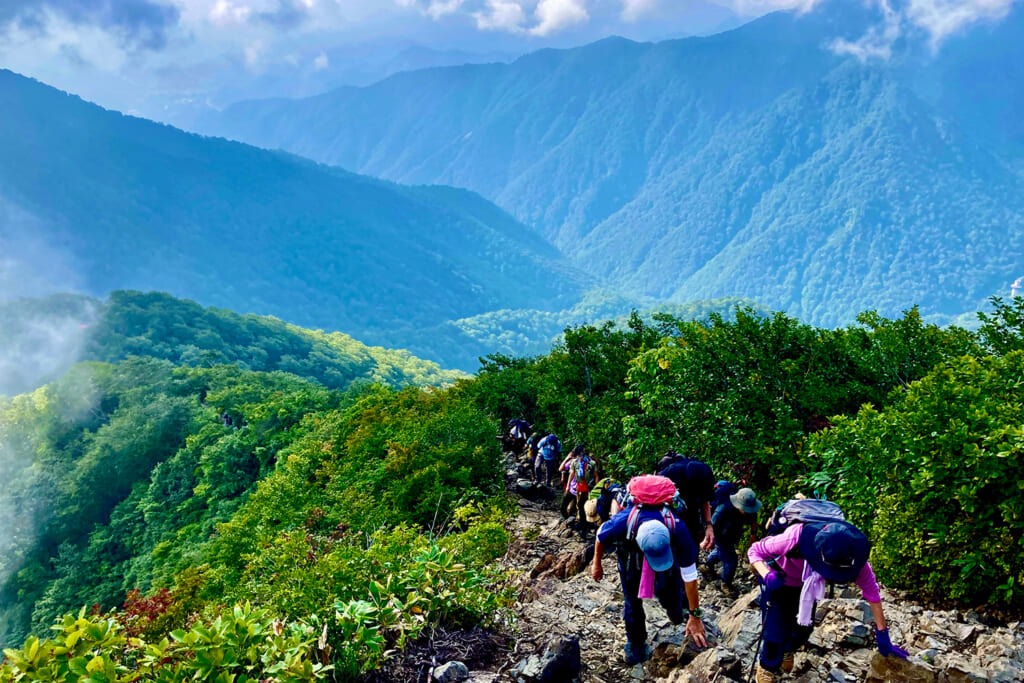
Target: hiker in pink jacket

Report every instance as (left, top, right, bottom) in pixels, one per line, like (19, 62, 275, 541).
(747, 521, 909, 683)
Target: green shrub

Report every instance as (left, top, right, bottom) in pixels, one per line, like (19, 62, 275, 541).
(0, 604, 329, 683)
(808, 352, 1024, 607)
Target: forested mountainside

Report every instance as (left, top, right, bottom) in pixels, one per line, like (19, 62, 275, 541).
(198, 0, 1024, 326)
(0, 70, 584, 350)
(0, 291, 463, 397)
(3, 291, 1024, 682)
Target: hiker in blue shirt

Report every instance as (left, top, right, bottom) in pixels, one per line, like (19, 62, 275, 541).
(591, 474, 708, 665)
(535, 433, 561, 487)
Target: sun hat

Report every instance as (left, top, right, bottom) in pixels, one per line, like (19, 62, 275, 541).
(636, 520, 674, 572)
(584, 498, 600, 523)
(798, 521, 870, 583)
(729, 487, 762, 514)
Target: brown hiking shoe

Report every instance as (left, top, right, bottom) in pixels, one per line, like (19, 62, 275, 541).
(756, 663, 779, 683)
(781, 652, 795, 673)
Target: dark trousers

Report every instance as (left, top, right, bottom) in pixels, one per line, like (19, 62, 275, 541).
(618, 554, 686, 646)
(534, 457, 557, 485)
(707, 540, 739, 584)
(561, 491, 591, 536)
(759, 585, 814, 671)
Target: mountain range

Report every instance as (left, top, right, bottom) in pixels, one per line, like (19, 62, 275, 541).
(195, 1, 1024, 326)
(0, 69, 583, 361)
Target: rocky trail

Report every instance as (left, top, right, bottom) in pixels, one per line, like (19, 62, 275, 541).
(437, 451, 1024, 683)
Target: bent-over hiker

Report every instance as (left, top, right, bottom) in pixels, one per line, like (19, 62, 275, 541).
(707, 484, 761, 591)
(592, 474, 708, 665)
(657, 451, 717, 551)
(748, 520, 909, 682)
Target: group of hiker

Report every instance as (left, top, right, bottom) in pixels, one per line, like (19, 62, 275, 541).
(502, 420, 910, 681)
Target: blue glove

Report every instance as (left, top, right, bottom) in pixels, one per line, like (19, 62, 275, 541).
(762, 570, 786, 594)
(875, 628, 909, 659)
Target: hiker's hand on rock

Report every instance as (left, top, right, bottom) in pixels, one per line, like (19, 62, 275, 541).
(592, 563, 603, 582)
(686, 614, 708, 648)
(875, 628, 909, 659)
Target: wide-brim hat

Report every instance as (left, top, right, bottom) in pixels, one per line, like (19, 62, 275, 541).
(730, 487, 762, 514)
(798, 521, 870, 583)
(584, 498, 600, 523)
(636, 520, 674, 572)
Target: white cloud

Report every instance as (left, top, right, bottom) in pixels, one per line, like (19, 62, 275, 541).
(906, 0, 1018, 46)
(831, 0, 901, 60)
(473, 0, 527, 30)
(209, 0, 252, 24)
(529, 0, 588, 35)
(426, 0, 467, 19)
(620, 0, 661, 21)
(312, 50, 328, 68)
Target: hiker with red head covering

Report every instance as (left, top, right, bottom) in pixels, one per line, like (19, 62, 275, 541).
(592, 474, 708, 665)
(747, 517, 909, 682)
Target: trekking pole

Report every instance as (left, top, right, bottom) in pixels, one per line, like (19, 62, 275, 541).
(747, 585, 766, 683)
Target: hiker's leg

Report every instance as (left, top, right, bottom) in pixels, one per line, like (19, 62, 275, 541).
(561, 492, 575, 519)
(619, 563, 647, 646)
(533, 456, 543, 483)
(760, 586, 798, 672)
(655, 565, 687, 626)
(719, 542, 739, 584)
(789, 622, 814, 652)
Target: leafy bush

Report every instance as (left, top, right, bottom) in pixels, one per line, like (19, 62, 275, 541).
(0, 604, 329, 682)
(808, 351, 1024, 607)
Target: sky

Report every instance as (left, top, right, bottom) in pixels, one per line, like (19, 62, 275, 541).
(0, 0, 1020, 122)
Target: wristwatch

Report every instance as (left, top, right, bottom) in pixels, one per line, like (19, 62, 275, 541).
(689, 608, 704, 619)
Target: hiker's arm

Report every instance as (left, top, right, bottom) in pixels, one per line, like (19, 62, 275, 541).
(700, 501, 714, 550)
(683, 577, 709, 648)
(591, 540, 605, 581)
(869, 601, 887, 631)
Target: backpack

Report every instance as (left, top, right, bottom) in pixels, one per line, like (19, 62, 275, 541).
(767, 499, 845, 536)
(575, 456, 596, 491)
(710, 480, 738, 511)
(625, 504, 677, 541)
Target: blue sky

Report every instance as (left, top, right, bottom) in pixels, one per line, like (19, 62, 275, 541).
(0, 0, 1020, 121)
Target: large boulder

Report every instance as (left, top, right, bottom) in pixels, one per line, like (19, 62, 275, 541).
(433, 661, 470, 683)
(512, 635, 582, 683)
(865, 653, 938, 682)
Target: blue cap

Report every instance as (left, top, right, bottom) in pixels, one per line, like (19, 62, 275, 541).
(636, 520, 674, 572)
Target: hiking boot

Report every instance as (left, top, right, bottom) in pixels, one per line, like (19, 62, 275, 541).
(721, 581, 740, 599)
(623, 641, 652, 665)
(781, 652, 795, 673)
(755, 663, 779, 683)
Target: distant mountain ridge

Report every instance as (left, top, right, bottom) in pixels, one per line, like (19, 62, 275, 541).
(196, 1, 1024, 325)
(0, 70, 585, 357)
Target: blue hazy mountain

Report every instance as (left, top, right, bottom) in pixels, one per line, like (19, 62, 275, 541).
(197, 1, 1024, 325)
(0, 70, 585, 357)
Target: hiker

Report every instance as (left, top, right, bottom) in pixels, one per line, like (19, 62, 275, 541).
(657, 451, 717, 550)
(560, 446, 599, 538)
(526, 431, 543, 471)
(592, 474, 709, 665)
(748, 520, 909, 682)
(507, 417, 531, 441)
(584, 476, 627, 525)
(706, 484, 761, 592)
(535, 432, 562, 487)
